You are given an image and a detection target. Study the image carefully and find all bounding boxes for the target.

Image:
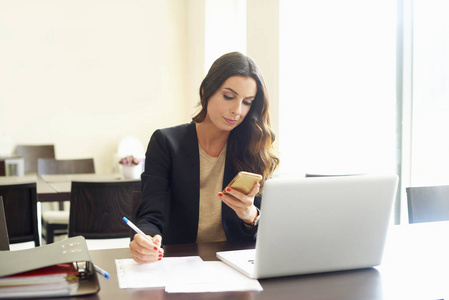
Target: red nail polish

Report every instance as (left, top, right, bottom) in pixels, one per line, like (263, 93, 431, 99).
(158, 257, 162, 261)
(154, 247, 158, 250)
(218, 192, 223, 197)
(226, 187, 231, 192)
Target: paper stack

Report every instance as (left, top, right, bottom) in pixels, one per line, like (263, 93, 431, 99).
(0, 263, 79, 298)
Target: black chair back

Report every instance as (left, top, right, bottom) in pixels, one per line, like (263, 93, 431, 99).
(69, 180, 140, 239)
(0, 183, 39, 246)
(0, 197, 10, 250)
(0, 160, 5, 176)
(37, 158, 95, 176)
(38, 158, 96, 243)
(16, 144, 55, 174)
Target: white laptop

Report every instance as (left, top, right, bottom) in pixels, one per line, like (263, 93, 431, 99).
(217, 174, 398, 279)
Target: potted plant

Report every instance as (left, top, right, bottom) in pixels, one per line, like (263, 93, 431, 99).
(119, 155, 143, 179)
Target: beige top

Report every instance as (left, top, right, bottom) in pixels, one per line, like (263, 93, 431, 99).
(196, 144, 227, 243)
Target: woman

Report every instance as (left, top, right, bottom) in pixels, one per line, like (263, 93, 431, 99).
(130, 52, 279, 263)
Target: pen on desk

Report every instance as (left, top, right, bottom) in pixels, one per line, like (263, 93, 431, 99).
(122, 216, 158, 248)
(94, 265, 110, 278)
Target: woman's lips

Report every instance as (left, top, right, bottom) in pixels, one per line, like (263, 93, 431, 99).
(224, 117, 237, 125)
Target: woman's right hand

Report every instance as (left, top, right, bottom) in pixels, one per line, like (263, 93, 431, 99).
(129, 234, 164, 264)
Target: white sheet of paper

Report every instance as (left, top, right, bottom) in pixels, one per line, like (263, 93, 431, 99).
(165, 261, 263, 293)
(115, 257, 263, 293)
(115, 256, 204, 289)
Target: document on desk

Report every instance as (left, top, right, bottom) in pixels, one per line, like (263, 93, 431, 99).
(165, 261, 263, 293)
(116, 256, 203, 289)
(115, 257, 262, 293)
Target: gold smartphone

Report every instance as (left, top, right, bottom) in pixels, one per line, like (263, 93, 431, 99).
(224, 171, 263, 194)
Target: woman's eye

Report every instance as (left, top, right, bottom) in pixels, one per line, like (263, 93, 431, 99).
(223, 94, 234, 100)
(243, 100, 252, 106)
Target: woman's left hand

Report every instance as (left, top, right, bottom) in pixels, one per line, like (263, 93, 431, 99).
(218, 182, 260, 224)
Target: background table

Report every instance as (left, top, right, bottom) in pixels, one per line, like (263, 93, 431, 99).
(38, 173, 125, 202)
(0, 174, 124, 203)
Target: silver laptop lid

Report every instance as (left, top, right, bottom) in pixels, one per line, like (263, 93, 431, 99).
(253, 174, 398, 278)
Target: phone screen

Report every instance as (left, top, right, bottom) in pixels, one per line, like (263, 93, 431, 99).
(224, 171, 262, 194)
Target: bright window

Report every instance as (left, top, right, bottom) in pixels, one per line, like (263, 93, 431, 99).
(279, 0, 397, 177)
(410, 0, 449, 186)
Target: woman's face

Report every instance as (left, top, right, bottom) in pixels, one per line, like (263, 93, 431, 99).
(205, 76, 257, 132)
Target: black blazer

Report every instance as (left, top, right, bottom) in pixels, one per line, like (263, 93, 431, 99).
(135, 122, 260, 245)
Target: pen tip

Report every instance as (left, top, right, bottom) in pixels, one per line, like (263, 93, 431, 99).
(122, 217, 128, 222)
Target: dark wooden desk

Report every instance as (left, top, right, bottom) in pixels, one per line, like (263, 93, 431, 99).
(43, 222, 449, 300)
(87, 245, 381, 300)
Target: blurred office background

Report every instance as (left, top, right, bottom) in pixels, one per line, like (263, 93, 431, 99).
(1, 0, 448, 224)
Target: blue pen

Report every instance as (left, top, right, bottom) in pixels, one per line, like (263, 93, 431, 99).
(94, 265, 110, 278)
(122, 217, 158, 247)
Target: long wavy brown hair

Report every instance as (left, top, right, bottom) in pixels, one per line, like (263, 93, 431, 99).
(192, 52, 279, 187)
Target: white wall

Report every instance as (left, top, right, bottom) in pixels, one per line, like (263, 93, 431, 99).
(246, 0, 280, 142)
(0, 0, 281, 174)
(0, 0, 193, 173)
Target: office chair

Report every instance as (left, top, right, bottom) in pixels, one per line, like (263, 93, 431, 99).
(38, 158, 96, 244)
(37, 158, 95, 176)
(0, 197, 10, 250)
(0, 182, 40, 246)
(15, 144, 55, 174)
(68, 180, 140, 240)
(406, 185, 449, 224)
(0, 160, 5, 176)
